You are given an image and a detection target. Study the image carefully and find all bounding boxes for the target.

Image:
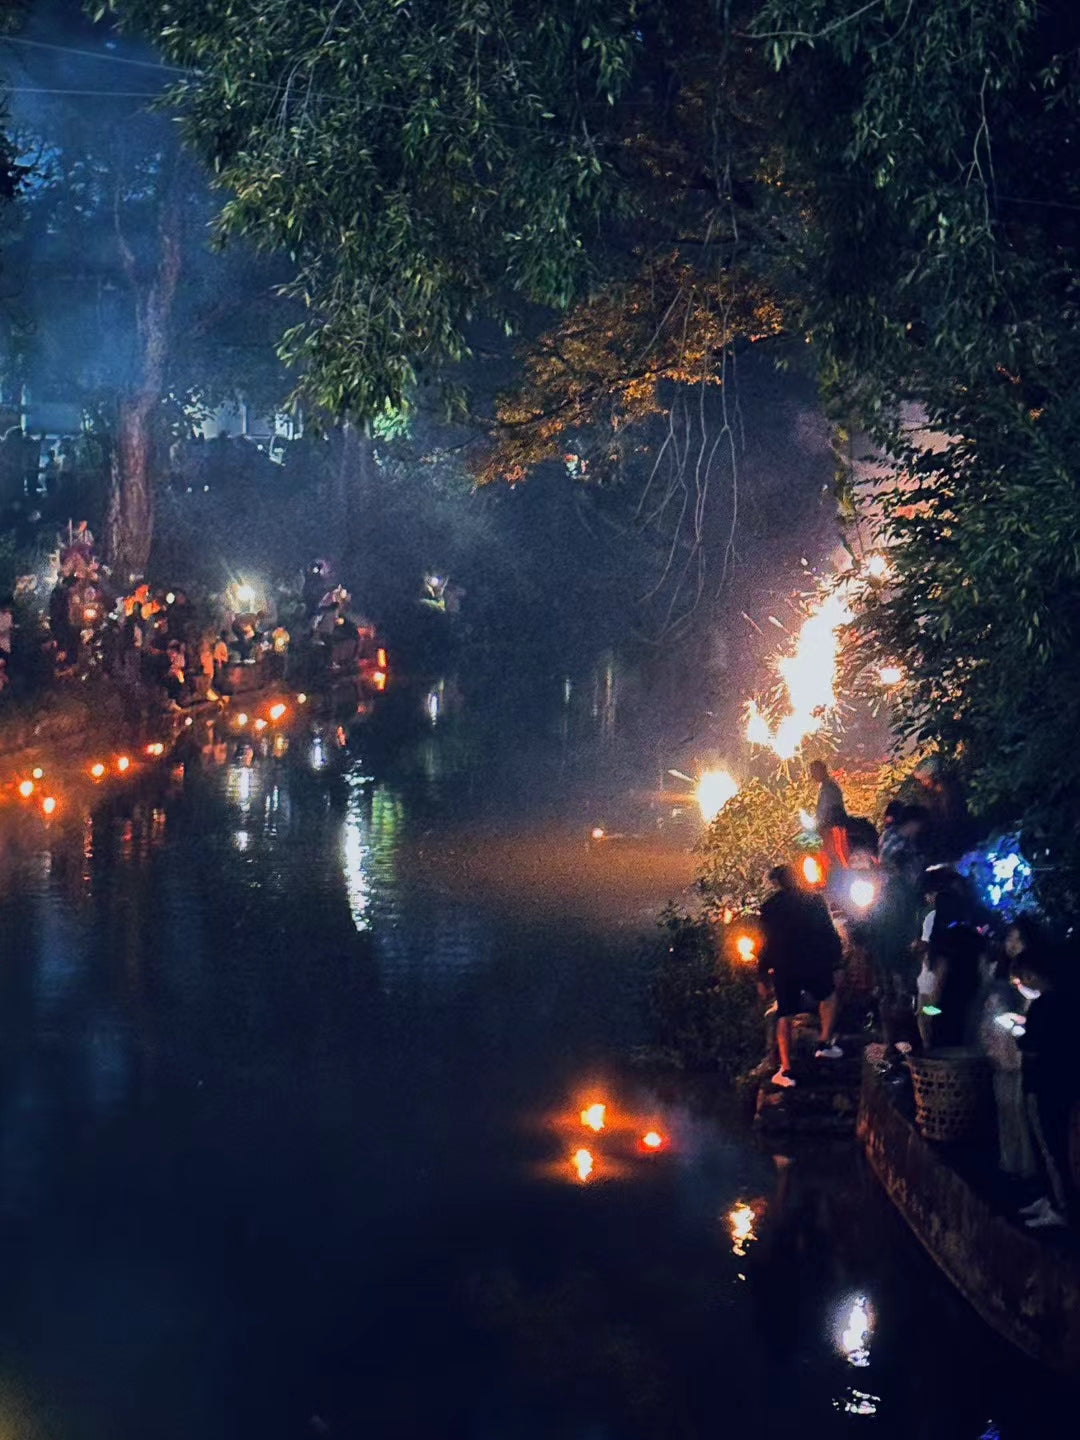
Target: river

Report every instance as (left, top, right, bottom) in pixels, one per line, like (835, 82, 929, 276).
(0, 664, 1072, 1439)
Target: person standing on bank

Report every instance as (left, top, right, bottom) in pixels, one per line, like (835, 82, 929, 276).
(808, 758, 850, 872)
(758, 864, 844, 1088)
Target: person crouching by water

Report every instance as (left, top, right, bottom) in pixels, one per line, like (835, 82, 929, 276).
(1012, 941, 1077, 1230)
(758, 864, 844, 1089)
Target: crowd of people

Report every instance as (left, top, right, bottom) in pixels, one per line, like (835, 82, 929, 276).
(0, 534, 380, 710)
(754, 757, 1078, 1234)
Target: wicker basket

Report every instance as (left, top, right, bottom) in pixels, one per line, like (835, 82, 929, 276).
(907, 1048, 991, 1143)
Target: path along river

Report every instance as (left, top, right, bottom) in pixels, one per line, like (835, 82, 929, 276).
(0, 665, 1072, 1440)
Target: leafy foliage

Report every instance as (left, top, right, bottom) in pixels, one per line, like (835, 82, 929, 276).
(645, 908, 762, 1077)
(757, 0, 1080, 905)
(102, 0, 641, 417)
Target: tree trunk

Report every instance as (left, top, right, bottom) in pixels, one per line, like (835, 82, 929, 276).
(105, 396, 155, 583)
(104, 166, 183, 584)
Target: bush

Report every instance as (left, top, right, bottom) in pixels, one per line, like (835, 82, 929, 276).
(645, 909, 763, 1078)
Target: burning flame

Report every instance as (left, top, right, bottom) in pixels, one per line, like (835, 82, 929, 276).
(745, 591, 852, 759)
(696, 768, 739, 822)
(840, 1295, 873, 1367)
(581, 1103, 607, 1133)
(572, 1148, 595, 1182)
(734, 934, 756, 964)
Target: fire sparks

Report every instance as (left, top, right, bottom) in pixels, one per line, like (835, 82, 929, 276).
(572, 1148, 595, 1182)
(580, 1103, 607, 1132)
(696, 768, 739, 822)
(744, 591, 852, 760)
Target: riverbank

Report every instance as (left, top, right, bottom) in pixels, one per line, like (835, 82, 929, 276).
(859, 1047, 1080, 1373)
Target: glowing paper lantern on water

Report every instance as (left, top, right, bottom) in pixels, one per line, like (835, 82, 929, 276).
(572, 1149, 595, 1182)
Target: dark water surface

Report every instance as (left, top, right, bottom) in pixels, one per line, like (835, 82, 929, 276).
(0, 679, 1073, 1440)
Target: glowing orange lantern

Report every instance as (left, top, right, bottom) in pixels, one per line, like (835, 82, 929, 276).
(801, 854, 824, 887)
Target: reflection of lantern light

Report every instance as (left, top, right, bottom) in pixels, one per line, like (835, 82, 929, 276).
(735, 934, 756, 964)
(18, 779, 34, 797)
(572, 1149, 594, 1182)
(696, 768, 739, 822)
(802, 854, 824, 886)
(849, 877, 876, 910)
(42, 796, 57, 816)
(641, 1130, 664, 1151)
(581, 1103, 606, 1132)
(90, 763, 105, 779)
(840, 1295, 873, 1367)
(269, 702, 287, 721)
(117, 756, 131, 773)
(728, 1202, 757, 1257)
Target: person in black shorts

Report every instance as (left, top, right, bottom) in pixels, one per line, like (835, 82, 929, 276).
(758, 864, 843, 1088)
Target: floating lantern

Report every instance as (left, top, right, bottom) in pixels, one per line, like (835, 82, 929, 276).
(572, 1148, 595, 1183)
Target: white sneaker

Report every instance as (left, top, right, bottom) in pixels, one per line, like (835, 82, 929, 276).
(815, 1044, 843, 1060)
(770, 1069, 797, 1088)
(1025, 1207, 1067, 1230)
(1019, 1195, 1051, 1219)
